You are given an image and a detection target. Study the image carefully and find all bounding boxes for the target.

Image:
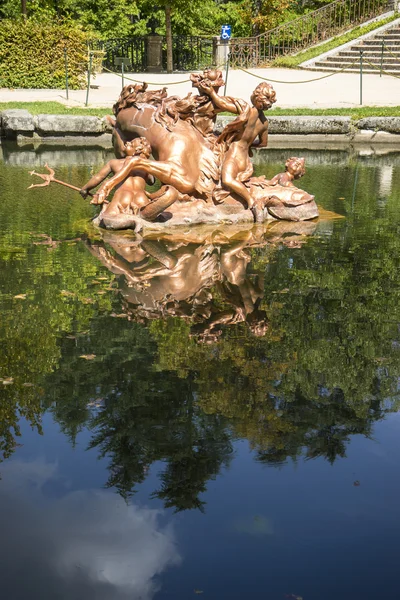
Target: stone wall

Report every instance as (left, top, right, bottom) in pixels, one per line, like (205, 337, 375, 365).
(2, 109, 400, 145)
(0, 109, 112, 145)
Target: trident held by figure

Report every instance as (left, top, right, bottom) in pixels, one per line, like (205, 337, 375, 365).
(28, 164, 93, 196)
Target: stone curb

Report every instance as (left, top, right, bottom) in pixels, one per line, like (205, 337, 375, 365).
(0, 109, 110, 139)
(1, 110, 400, 141)
(216, 115, 400, 138)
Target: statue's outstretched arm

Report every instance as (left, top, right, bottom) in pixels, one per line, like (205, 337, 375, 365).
(95, 158, 137, 202)
(199, 83, 239, 114)
(212, 92, 239, 114)
(80, 163, 113, 198)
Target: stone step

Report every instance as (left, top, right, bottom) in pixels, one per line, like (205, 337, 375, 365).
(307, 65, 400, 74)
(375, 26, 400, 31)
(340, 49, 400, 56)
(316, 56, 400, 65)
(361, 40, 400, 47)
(314, 66, 400, 72)
(374, 34, 400, 40)
(328, 55, 400, 63)
(313, 61, 400, 75)
(372, 39, 400, 45)
(303, 21, 400, 74)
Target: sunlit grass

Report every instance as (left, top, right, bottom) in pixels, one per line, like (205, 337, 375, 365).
(0, 101, 111, 117)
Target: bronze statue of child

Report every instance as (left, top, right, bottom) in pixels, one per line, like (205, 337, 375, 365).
(216, 82, 277, 213)
(80, 137, 154, 215)
(265, 157, 306, 187)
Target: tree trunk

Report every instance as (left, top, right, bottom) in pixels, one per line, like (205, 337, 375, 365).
(165, 4, 173, 73)
(252, 0, 262, 36)
(21, 0, 27, 18)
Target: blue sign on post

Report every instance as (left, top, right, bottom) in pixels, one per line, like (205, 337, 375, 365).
(221, 24, 231, 40)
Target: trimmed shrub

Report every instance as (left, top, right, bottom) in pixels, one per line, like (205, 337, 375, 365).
(0, 19, 94, 89)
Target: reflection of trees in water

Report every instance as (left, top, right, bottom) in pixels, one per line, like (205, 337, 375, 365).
(2, 157, 400, 510)
(45, 318, 233, 511)
(0, 160, 115, 467)
(44, 210, 400, 509)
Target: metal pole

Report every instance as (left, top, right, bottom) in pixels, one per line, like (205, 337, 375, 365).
(85, 52, 93, 107)
(359, 47, 363, 105)
(121, 61, 124, 89)
(380, 38, 384, 77)
(64, 46, 69, 100)
(224, 45, 229, 96)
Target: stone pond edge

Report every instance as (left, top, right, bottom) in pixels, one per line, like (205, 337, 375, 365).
(1, 110, 400, 145)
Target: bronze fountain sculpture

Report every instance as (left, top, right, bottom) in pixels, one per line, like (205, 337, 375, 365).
(29, 68, 318, 232)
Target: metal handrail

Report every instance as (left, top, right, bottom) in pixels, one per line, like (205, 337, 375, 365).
(254, 0, 385, 39)
(230, 0, 390, 67)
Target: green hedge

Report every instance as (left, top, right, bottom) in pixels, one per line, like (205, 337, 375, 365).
(0, 19, 93, 89)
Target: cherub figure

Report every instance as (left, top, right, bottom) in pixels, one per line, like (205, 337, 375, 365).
(265, 157, 306, 187)
(80, 137, 154, 215)
(217, 82, 277, 212)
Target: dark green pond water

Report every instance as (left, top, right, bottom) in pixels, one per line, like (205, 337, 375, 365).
(1, 143, 400, 600)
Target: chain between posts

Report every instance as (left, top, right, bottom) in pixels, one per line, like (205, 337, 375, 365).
(382, 42, 400, 61)
(84, 50, 399, 108)
(100, 62, 227, 87)
(82, 61, 228, 106)
(237, 60, 360, 84)
(364, 58, 400, 80)
(101, 65, 191, 86)
(377, 39, 400, 78)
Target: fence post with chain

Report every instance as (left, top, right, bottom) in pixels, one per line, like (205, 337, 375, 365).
(63, 46, 69, 100)
(86, 52, 93, 107)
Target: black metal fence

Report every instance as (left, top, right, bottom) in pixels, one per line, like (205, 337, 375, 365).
(162, 36, 213, 71)
(90, 35, 213, 72)
(91, 37, 147, 72)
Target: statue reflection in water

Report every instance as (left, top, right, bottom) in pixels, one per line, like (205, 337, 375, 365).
(86, 221, 316, 343)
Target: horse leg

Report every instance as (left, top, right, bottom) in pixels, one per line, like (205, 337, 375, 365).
(136, 160, 195, 195)
(98, 159, 195, 202)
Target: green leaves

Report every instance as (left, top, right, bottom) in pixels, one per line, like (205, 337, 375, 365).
(0, 19, 91, 89)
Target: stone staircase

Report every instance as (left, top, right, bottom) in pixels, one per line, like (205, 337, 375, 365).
(304, 21, 400, 74)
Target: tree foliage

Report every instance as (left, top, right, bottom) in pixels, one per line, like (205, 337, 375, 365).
(0, 0, 337, 41)
(0, 19, 90, 89)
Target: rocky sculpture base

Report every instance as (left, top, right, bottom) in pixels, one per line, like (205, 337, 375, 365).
(93, 182, 319, 234)
(93, 200, 319, 233)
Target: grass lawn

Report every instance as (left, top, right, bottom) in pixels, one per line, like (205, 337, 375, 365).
(269, 106, 400, 119)
(1, 101, 400, 121)
(0, 101, 111, 117)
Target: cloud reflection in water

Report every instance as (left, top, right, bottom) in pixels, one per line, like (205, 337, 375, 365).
(0, 459, 181, 600)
